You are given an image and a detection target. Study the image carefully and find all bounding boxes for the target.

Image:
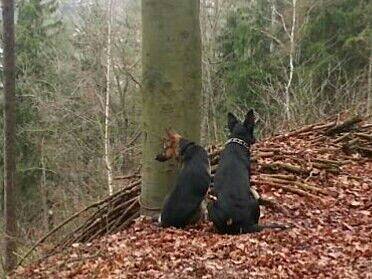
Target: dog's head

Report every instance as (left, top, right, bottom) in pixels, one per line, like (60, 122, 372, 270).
(155, 129, 183, 162)
(227, 109, 256, 145)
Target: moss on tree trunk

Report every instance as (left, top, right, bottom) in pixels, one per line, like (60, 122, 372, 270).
(140, 0, 202, 216)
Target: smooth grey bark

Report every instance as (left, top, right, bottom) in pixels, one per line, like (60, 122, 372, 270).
(140, 0, 202, 216)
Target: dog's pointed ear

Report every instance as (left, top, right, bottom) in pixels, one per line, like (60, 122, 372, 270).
(165, 128, 174, 139)
(227, 112, 239, 132)
(243, 109, 255, 127)
(166, 128, 180, 142)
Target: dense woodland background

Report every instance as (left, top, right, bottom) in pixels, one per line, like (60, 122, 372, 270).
(0, 0, 371, 270)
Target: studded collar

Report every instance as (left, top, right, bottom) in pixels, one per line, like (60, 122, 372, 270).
(225, 138, 250, 150)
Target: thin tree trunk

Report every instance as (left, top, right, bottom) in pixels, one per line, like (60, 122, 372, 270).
(105, 0, 114, 195)
(40, 137, 49, 233)
(367, 52, 372, 116)
(2, 0, 17, 272)
(212, 101, 218, 142)
(141, 0, 202, 216)
(201, 63, 211, 146)
(270, 0, 276, 53)
(200, 0, 210, 146)
(115, 72, 129, 144)
(284, 0, 296, 121)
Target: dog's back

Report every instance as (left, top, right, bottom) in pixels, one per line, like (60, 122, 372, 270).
(208, 110, 263, 234)
(209, 110, 287, 234)
(209, 139, 259, 234)
(158, 137, 211, 228)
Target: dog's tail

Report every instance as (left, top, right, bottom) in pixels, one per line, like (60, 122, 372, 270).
(257, 198, 291, 216)
(247, 223, 292, 233)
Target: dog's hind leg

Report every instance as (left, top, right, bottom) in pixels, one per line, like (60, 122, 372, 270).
(187, 208, 203, 225)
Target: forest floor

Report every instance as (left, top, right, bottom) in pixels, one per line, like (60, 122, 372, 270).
(13, 115, 372, 278)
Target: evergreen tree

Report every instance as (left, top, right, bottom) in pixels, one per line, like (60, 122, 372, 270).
(2, 0, 17, 271)
(1, 0, 62, 233)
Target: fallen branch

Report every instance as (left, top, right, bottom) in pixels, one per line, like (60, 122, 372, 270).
(313, 158, 350, 166)
(259, 177, 332, 197)
(325, 115, 363, 136)
(258, 198, 290, 216)
(312, 162, 340, 174)
(262, 162, 309, 175)
(333, 133, 351, 143)
(253, 179, 323, 202)
(354, 133, 372, 141)
(17, 194, 113, 266)
(114, 174, 141, 180)
(293, 181, 337, 198)
(356, 146, 372, 157)
(260, 174, 297, 181)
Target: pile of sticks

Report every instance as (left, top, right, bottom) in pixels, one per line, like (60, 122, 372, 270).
(18, 113, 371, 265)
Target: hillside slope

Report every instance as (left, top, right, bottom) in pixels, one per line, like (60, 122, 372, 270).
(13, 114, 372, 278)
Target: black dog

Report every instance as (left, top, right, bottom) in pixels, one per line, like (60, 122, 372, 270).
(155, 130, 211, 228)
(208, 110, 287, 234)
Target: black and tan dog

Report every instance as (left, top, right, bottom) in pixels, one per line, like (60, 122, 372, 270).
(208, 110, 287, 234)
(155, 130, 211, 228)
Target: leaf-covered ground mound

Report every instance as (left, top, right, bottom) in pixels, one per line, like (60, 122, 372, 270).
(13, 115, 372, 278)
